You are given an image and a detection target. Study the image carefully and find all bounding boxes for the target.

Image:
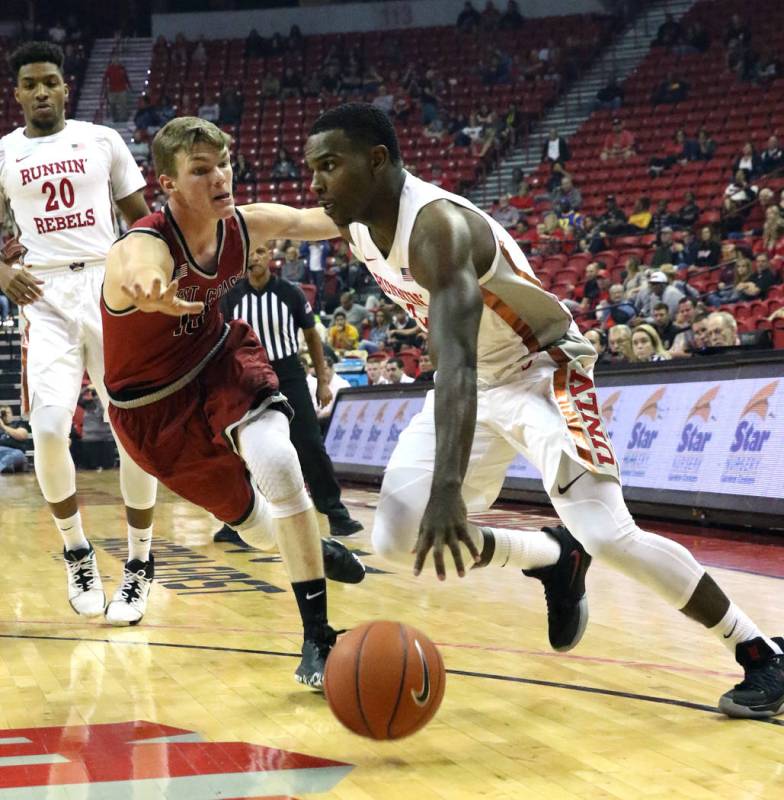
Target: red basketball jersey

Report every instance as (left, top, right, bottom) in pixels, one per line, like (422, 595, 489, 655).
(102, 204, 250, 394)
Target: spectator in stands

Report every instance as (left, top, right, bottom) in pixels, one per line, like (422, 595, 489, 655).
(158, 95, 176, 125)
(694, 128, 716, 161)
(128, 130, 149, 164)
(365, 358, 388, 386)
(601, 118, 635, 161)
(0, 405, 29, 473)
(694, 226, 721, 269)
(280, 67, 303, 99)
(550, 176, 582, 215)
(584, 329, 611, 364)
(755, 51, 782, 86)
(649, 129, 689, 176)
(622, 255, 646, 300)
(281, 245, 307, 284)
(541, 128, 571, 190)
(387, 307, 423, 351)
(337, 292, 370, 329)
(103, 56, 132, 121)
(234, 153, 256, 185)
(671, 310, 709, 357)
(371, 84, 395, 115)
(720, 197, 746, 238)
(677, 192, 700, 229)
(197, 93, 220, 123)
(638, 269, 684, 318)
(456, 1, 481, 31)
(512, 218, 538, 248)
(491, 195, 520, 229)
(594, 76, 624, 111)
(706, 311, 740, 347)
(651, 302, 682, 349)
(480, 1, 501, 31)
(509, 179, 534, 212)
(651, 74, 689, 106)
(577, 215, 604, 255)
(498, 0, 524, 29)
(578, 262, 606, 309)
(133, 95, 160, 135)
(327, 311, 359, 353)
(245, 29, 265, 58)
(191, 37, 207, 64)
(597, 194, 628, 236)
(733, 141, 762, 179)
(738, 253, 778, 299)
(725, 169, 757, 205)
(261, 72, 280, 99)
(724, 14, 751, 48)
(631, 324, 671, 362)
(271, 148, 299, 181)
(653, 13, 682, 48)
(415, 352, 436, 382)
(429, 164, 456, 194)
(758, 212, 784, 257)
(761, 135, 784, 175)
(607, 324, 633, 362)
(680, 228, 700, 269)
(385, 356, 414, 384)
(628, 197, 652, 232)
(219, 89, 243, 126)
(651, 227, 679, 268)
(359, 310, 391, 355)
(596, 284, 637, 328)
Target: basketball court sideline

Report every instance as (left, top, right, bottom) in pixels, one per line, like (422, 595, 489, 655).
(1, 472, 782, 799)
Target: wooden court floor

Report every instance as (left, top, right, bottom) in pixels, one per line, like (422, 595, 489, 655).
(1, 471, 783, 799)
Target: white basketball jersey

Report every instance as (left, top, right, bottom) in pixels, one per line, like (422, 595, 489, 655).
(0, 120, 145, 268)
(348, 172, 579, 387)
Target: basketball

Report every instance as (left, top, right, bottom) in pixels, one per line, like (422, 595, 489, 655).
(324, 621, 446, 740)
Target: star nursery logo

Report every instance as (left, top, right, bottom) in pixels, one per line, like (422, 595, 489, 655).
(627, 387, 666, 450)
(677, 385, 719, 453)
(731, 381, 777, 453)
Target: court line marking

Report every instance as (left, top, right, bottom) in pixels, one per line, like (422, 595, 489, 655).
(1, 633, 781, 728)
(0, 620, 744, 678)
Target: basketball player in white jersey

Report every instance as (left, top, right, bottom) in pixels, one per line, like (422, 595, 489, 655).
(0, 42, 159, 626)
(304, 104, 784, 719)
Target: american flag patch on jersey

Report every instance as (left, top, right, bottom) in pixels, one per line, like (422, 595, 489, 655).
(71, 142, 87, 151)
(400, 266, 414, 282)
(173, 262, 189, 280)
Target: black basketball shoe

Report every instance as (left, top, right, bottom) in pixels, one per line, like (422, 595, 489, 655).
(322, 538, 366, 584)
(212, 524, 245, 545)
(718, 637, 784, 718)
(295, 624, 340, 689)
(328, 515, 364, 537)
(523, 525, 592, 652)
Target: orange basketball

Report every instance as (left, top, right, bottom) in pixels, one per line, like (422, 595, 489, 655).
(324, 620, 446, 740)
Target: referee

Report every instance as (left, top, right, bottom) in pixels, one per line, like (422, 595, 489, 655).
(219, 244, 363, 538)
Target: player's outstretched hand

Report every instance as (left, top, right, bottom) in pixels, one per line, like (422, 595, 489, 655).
(0, 264, 44, 305)
(413, 491, 481, 581)
(121, 278, 204, 316)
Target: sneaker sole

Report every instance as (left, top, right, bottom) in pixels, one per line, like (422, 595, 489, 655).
(718, 694, 784, 719)
(552, 595, 589, 652)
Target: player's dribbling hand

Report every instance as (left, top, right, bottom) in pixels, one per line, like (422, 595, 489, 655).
(121, 278, 205, 316)
(413, 491, 481, 581)
(0, 264, 44, 305)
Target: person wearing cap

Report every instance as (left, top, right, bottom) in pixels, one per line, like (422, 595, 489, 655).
(601, 117, 635, 161)
(651, 226, 680, 268)
(637, 269, 686, 318)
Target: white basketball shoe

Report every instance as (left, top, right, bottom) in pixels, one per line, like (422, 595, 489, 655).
(63, 544, 106, 617)
(105, 554, 154, 626)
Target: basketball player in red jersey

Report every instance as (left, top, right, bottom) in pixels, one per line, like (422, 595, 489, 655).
(305, 104, 784, 717)
(101, 117, 359, 687)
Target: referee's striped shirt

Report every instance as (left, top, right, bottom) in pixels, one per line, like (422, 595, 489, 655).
(221, 275, 315, 364)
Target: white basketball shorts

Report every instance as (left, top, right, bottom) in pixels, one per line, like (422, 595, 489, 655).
(21, 263, 109, 415)
(385, 346, 620, 509)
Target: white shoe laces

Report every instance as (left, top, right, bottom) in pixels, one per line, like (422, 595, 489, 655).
(66, 551, 99, 593)
(116, 564, 152, 609)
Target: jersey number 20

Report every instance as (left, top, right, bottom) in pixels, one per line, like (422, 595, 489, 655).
(42, 178, 76, 211)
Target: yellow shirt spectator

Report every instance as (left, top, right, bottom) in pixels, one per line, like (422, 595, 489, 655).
(328, 312, 359, 351)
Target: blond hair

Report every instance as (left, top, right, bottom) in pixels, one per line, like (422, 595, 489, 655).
(631, 323, 670, 361)
(152, 116, 231, 177)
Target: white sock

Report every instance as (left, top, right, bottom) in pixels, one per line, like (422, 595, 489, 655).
(711, 603, 782, 655)
(472, 524, 561, 570)
(55, 511, 89, 552)
(128, 525, 153, 562)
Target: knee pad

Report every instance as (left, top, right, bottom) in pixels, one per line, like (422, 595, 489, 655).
(237, 409, 312, 519)
(30, 405, 76, 503)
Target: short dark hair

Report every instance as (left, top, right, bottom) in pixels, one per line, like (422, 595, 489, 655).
(9, 41, 64, 77)
(387, 356, 405, 369)
(654, 302, 669, 313)
(309, 103, 402, 165)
